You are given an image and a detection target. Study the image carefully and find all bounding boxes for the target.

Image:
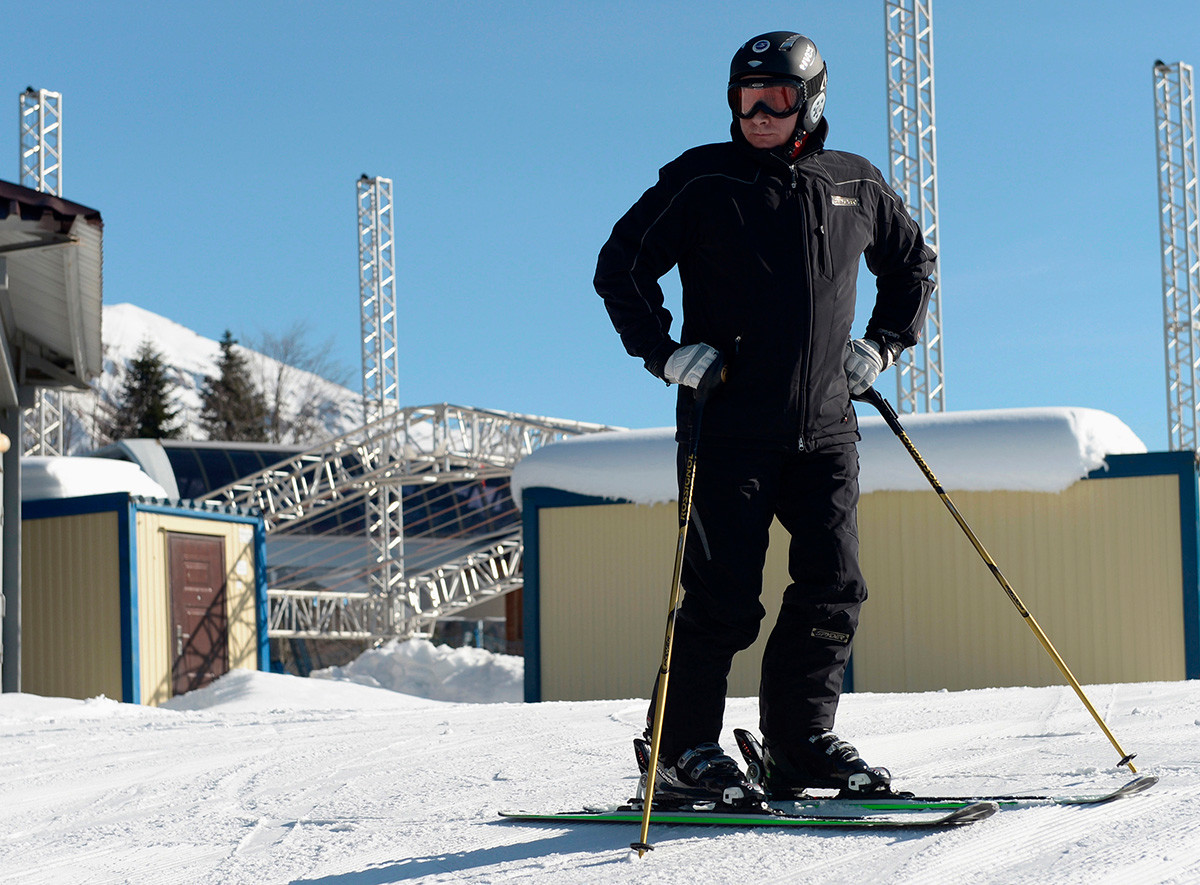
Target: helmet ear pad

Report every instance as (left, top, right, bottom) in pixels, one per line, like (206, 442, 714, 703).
(800, 65, 827, 135)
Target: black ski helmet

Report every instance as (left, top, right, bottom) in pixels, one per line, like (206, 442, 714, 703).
(729, 32, 827, 136)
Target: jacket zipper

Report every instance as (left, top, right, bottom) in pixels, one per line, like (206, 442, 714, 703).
(814, 186, 831, 277)
(791, 163, 814, 453)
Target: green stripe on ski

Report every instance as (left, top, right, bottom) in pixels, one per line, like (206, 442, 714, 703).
(779, 774, 1158, 814)
(499, 801, 997, 829)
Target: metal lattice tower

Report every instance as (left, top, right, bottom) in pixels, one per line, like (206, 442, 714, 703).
(885, 0, 945, 413)
(1154, 61, 1200, 453)
(357, 175, 399, 424)
(20, 87, 61, 192)
(356, 175, 404, 610)
(18, 87, 66, 455)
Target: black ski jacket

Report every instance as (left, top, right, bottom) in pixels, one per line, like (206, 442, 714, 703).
(594, 119, 935, 450)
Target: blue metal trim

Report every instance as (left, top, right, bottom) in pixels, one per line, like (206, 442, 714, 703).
(22, 492, 132, 520)
(521, 491, 543, 703)
(255, 520, 269, 671)
(22, 493, 259, 525)
(118, 499, 140, 704)
(1086, 451, 1194, 481)
(522, 487, 631, 509)
(1179, 461, 1200, 679)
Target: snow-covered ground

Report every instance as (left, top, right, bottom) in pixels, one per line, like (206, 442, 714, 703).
(2, 640, 1198, 884)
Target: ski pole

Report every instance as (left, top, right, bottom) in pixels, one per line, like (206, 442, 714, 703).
(632, 357, 725, 858)
(856, 386, 1138, 773)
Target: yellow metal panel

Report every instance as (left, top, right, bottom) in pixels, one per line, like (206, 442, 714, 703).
(536, 474, 1186, 701)
(135, 513, 260, 706)
(21, 513, 123, 701)
(538, 504, 785, 702)
(853, 475, 1186, 692)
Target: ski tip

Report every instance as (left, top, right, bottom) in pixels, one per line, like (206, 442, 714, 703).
(943, 801, 999, 824)
(1123, 774, 1159, 795)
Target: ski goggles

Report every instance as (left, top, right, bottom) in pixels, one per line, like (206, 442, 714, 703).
(727, 78, 805, 119)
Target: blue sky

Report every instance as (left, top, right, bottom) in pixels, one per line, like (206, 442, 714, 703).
(11, 1, 1200, 450)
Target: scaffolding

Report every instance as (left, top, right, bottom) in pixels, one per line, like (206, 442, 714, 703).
(1154, 61, 1200, 452)
(885, 0, 945, 413)
(199, 403, 620, 637)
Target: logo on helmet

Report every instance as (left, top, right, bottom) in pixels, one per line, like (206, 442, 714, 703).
(752, 39, 771, 53)
(799, 44, 816, 69)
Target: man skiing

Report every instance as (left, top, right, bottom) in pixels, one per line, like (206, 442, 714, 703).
(594, 31, 935, 807)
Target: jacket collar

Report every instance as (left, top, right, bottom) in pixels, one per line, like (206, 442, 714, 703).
(731, 117, 829, 170)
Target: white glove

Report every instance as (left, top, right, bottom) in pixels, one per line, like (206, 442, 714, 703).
(844, 338, 884, 396)
(664, 343, 720, 388)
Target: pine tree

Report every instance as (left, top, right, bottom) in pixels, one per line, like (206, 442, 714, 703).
(104, 340, 182, 441)
(199, 330, 268, 441)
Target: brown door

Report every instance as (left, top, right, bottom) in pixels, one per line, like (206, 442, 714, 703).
(169, 533, 229, 696)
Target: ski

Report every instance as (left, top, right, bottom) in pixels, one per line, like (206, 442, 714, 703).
(732, 727, 1159, 812)
(499, 800, 998, 830)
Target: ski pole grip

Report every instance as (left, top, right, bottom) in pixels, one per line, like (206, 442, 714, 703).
(853, 386, 903, 436)
(694, 353, 727, 405)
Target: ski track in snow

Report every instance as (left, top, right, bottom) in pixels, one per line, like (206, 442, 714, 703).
(2, 674, 1198, 884)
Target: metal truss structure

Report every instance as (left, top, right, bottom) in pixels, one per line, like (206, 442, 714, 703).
(19, 87, 61, 193)
(356, 176, 403, 601)
(885, 0, 945, 413)
(265, 537, 524, 640)
(357, 176, 399, 425)
(18, 87, 66, 455)
(199, 403, 620, 638)
(1154, 61, 1200, 452)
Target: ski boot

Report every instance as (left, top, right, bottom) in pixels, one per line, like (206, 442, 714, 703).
(762, 730, 893, 799)
(633, 738, 767, 811)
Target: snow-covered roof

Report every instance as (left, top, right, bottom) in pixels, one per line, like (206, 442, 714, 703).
(511, 407, 1149, 507)
(22, 456, 171, 502)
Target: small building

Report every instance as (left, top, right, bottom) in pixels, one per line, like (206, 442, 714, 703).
(513, 407, 1199, 702)
(20, 458, 267, 706)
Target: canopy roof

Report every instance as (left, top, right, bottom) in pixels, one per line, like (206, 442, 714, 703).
(0, 179, 103, 407)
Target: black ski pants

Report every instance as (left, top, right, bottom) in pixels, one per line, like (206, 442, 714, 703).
(652, 441, 867, 762)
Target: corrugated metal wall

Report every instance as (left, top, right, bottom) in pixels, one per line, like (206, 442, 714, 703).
(535, 474, 1188, 702)
(853, 475, 1185, 691)
(21, 512, 124, 700)
(538, 502, 787, 702)
(135, 512, 260, 706)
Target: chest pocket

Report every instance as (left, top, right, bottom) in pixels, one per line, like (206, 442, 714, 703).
(814, 185, 873, 281)
(809, 182, 834, 280)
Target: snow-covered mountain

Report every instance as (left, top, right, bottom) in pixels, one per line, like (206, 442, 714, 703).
(64, 303, 366, 452)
